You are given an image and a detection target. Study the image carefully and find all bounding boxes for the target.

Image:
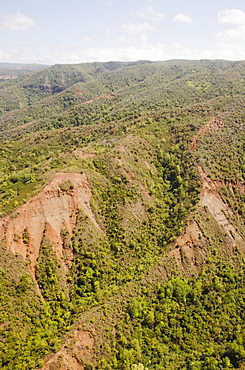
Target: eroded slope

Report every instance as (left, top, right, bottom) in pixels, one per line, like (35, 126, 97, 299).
(0, 172, 102, 282)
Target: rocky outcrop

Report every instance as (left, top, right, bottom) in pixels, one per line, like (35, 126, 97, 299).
(0, 172, 102, 281)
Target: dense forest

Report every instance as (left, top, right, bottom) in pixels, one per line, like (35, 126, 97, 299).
(0, 60, 245, 370)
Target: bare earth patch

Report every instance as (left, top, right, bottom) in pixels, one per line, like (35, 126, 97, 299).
(0, 172, 102, 289)
(197, 165, 244, 248)
(74, 149, 96, 159)
(42, 330, 95, 370)
(170, 120, 245, 269)
(80, 94, 115, 106)
(189, 115, 224, 150)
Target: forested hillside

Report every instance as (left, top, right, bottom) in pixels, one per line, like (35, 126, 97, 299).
(0, 60, 245, 370)
(0, 63, 49, 82)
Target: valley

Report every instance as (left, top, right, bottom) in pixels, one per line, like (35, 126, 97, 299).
(0, 60, 245, 369)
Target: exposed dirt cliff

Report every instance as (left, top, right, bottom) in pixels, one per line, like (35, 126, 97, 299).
(41, 329, 94, 370)
(170, 115, 245, 272)
(170, 164, 245, 273)
(0, 172, 102, 285)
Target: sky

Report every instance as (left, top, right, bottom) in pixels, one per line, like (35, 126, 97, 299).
(1, 0, 245, 65)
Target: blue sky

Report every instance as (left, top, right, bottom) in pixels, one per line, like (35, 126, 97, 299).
(1, 0, 245, 64)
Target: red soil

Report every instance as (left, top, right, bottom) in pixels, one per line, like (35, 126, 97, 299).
(0, 172, 102, 285)
(189, 115, 224, 150)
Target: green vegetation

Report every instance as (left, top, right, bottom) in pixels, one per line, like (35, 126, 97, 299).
(0, 63, 48, 83)
(105, 258, 245, 370)
(0, 247, 62, 370)
(0, 60, 245, 369)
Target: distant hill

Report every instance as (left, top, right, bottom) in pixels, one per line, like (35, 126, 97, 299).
(1, 59, 245, 137)
(0, 61, 153, 113)
(0, 62, 50, 70)
(0, 62, 51, 82)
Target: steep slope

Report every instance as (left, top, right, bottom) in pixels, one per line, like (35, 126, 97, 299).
(38, 111, 245, 370)
(0, 120, 201, 369)
(1, 60, 245, 370)
(0, 172, 102, 280)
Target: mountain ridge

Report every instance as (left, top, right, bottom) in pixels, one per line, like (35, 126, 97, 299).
(0, 59, 245, 369)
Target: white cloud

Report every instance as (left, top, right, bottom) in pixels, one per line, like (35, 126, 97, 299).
(173, 14, 192, 24)
(122, 22, 155, 34)
(217, 25, 245, 43)
(2, 11, 35, 31)
(215, 36, 245, 59)
(141, 34, 148, 43)
(218, 8, 245, 25)
(49, 46, 167, 64)
(216, 8, 245, 59)
(216, 24, 245, 60)
(105, 0, 115, 6)
(117, 36, 131, 44)
(5, 40, 245, 65)
(137, 6, 165, 21)
(80, 36, 91, 42)
(105, 30, 112, 37)
(0, 49, 9, 60)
